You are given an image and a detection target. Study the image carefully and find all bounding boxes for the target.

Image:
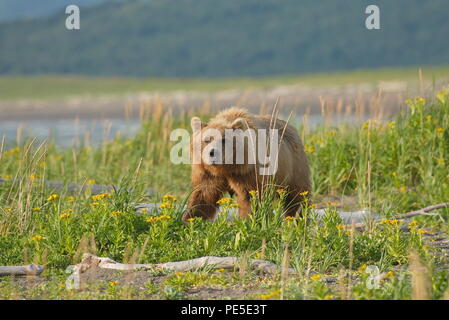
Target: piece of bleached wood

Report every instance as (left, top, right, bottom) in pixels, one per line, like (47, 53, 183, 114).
(77, 253, 296, 275)
(396, 203, 449, 219)
(0, 264, 44, 277)
(347, 202, 449, 230)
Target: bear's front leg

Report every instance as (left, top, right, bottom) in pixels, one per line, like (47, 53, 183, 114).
(228, 181, 252, 218)
(236, 192, 251, 218)
(183, 167, 229, 222)
(184, 187, 223, 221)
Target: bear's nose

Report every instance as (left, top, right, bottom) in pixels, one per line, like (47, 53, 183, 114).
(209, 149, 216, 157)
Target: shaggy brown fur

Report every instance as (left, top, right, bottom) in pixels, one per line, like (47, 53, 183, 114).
(183, 107, 311, 221)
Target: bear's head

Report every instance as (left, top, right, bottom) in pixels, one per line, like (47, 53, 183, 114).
(190, 115, 257, 176)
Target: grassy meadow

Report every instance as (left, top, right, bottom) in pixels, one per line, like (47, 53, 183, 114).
(1, 66, 448, 101)
(0, 89, 449, 300)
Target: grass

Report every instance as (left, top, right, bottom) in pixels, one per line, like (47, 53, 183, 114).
(0, 66, 448, 101)
(0, 89, 449, 299)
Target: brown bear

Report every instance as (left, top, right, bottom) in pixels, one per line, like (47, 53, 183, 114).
(182, 107, 311, 221)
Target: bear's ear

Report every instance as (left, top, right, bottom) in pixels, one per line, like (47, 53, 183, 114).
(231, 118, 248, 129)
(191, 117, 206, 131)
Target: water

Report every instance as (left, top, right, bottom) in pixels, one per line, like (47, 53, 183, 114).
(0, 119, 141, 148)
(0, 114, 367, 149)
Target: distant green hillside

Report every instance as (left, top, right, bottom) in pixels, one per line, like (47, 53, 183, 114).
(0, 0, 448, 77)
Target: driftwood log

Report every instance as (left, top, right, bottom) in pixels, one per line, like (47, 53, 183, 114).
(74, 253, 296, 275)
(396, 203, 449, 219)
(0, 264, 44, 277)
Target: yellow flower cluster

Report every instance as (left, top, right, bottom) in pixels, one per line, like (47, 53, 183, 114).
(163, 194, 177, 203)
(159, 202, 174, 209)
(310, 274, 321, 280)
(146, 215, 171, 223)
(380, 219, 403, 226)
(109, 211, 124, 217)
(276, 189, 286, 196)
(31, 235, 45, 242)
(47, 194, 59, 201)
(59, 213, 71, 219)
(91, 193, 111, 201)
(284, 216, 295, 223)
(249, 190, 258, 197)
(3, 147, 20, 157)
(358, 264, 367, 272)
(304, 144, 315, 154)
(405, 97, 426, 105)
(259, 289, 282, 300)
(217, 197, 233, 205)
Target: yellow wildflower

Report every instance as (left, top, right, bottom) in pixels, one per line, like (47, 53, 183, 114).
(276, 189, 286, 196)
(109, 211, 124, 217)
(436, 90, 448, 104)
(249, 190, 258, 197)
(408, 221, 419, 229)
(109, 281, 119, 286)
(31, 235, 45, 242)
(146, 215, 171, 223)
(86, 179, 96, 185)
(384, 271, 395, 278)
(436, 158, 445, 164)
(416, 229, 427, 234)
(260, 289, 282, 300)
(159, 202, 174, 209)
(299, 190, 309, 196)
(216, 197, 232, 205)
(304, 144, 315, 154)
(380, 219, 403, 226)
(310, 274, 321, 280)
(91, 193, 110, 201)
(436, 128, 445, 133)
(66, 196, 76, 201)
(284, 216, 295, 223)
(59, 213, 71, 219)
(47, 194, 59, 201)
(4, 147, 20, 156)
(162, 194, 177, 202)
(358, 264, 367, 272)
